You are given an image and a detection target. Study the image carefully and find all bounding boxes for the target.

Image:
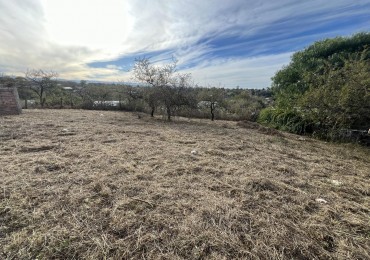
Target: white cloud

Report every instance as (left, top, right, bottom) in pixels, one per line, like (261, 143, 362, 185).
(0, 0, 369, 86)
(106, 64, 123, 70)
(181, 52, 292, 88)
(40, 0, 132, 59)
(0, 0, 97, 76)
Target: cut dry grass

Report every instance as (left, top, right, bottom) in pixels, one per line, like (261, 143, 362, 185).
(0, 109, 369, 259)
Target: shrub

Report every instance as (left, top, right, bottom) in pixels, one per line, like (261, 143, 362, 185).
(258, 107, 314, 135)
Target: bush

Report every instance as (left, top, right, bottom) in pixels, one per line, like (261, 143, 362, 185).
(258, 108, 314, 135)
(267, 33, 370, 144)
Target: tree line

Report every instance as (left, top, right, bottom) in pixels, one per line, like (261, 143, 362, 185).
(0, 62, 270, 121)
(3, 32, 367, 143)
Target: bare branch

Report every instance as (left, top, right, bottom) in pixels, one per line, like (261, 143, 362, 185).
(24, 69, 59, 107)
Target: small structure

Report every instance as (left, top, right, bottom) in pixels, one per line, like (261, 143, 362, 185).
(93, 100, 121, 108)
(0, 86, 22, 115)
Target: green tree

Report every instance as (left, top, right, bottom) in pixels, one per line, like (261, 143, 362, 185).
(299, 57, 370, 132)
(261, 33, 370, 140)
(271, 33, 370, 107)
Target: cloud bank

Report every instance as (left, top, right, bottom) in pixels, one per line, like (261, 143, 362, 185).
(1, 0, 369, 88)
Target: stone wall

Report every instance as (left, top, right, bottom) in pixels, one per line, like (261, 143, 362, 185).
(0, 87, 22, 116)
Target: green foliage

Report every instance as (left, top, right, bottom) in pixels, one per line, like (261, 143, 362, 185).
(258, 107, 313, 134)
(225, 90, 266, 121)
(299, 58, 370, 130)
(263, 32, 370, 141)
(272, 33, 370, 105)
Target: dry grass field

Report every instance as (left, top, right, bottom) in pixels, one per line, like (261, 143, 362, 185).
(0, 109, 369, 259)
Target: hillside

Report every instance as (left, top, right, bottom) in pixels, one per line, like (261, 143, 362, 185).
(0, 109, 369, 259)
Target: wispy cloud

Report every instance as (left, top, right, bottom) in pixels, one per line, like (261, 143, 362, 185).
(181, 52, 293, 88)
(0, 0, 369, 87)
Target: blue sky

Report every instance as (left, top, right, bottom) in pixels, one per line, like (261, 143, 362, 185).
(0, 0, 369, 88)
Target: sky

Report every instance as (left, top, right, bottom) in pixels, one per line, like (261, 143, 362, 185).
(0, 0, 369, 88)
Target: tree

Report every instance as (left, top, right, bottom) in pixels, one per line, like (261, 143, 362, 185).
(85, 84, 113, 109)
(75, 80, 93, 107)
(143, 86, 160, 117)
(225, 89, 266, 121)
(133, 58, 194, 120)
(299, 56, 370, 131)
(198, 87, 225, 121)
(25, 69, 58, 107)
(15, 77, 34, 108)
(271, 32, 370, 108)
(261, 33, 370, 140)
(123, 85, 144, 111)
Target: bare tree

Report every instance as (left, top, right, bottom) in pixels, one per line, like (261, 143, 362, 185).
(133, 58, 194, 120)
(75, 80, 95, 107)
(25, 69, 58, 107)
(143, 86, 160, 117)
(198, 87, 226, 121)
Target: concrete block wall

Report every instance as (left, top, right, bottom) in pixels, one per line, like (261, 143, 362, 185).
(0, 87, 22, 115)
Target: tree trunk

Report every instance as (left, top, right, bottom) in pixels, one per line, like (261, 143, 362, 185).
(70, 93, 74, 108)
(40, 88, 44, 107)
(211, 103, 215, 121)
(151, 106, 155, 117)
(166, 106, 171, 121)
(39, 95, 43, 107)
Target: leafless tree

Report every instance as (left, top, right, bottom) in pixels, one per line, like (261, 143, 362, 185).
(25, 69, 58, 107)
(198, 87, 226, 121)
(143, 86, 160, 117)
(133, 58, 194, 120)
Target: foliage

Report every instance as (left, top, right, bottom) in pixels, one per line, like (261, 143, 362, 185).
(260, 107, 315, 135)
(272, 33, 370, 106)
(5, 66, 270, 122)
(225, 90, 266, 121)
(301, 57, 370, 129)
(262, 33, 370, 141)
